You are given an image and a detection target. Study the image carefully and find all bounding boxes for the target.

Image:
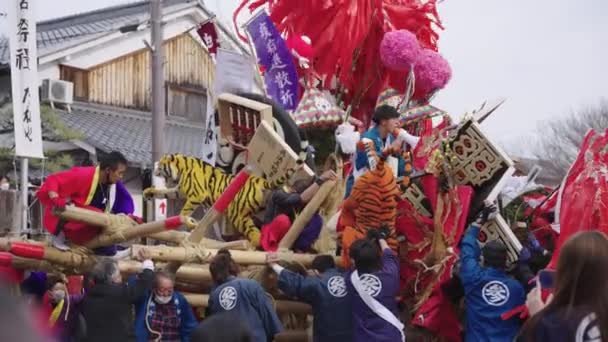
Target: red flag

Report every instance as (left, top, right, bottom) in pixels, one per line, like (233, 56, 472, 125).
(197, 20, 220, 57)
(548, 129, 608, 269)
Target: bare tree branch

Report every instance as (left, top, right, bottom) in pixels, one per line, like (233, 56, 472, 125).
(533, 99, 608, 179)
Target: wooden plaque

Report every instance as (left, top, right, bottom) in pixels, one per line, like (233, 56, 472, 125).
(217, 93, 273, 146)
(478, 214, 523, 266)
(247, 121, 314, 183)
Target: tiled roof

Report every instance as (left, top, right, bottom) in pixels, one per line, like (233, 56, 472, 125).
(59, 103, 206, 166)
(0, 0, 246, 66)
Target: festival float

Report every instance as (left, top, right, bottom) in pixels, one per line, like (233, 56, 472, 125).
(3, 1, 608, 341)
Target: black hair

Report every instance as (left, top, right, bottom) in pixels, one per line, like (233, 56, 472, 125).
(482, 240, 508, 269)
(91, 258, 119, 285)
(372, 105, 400, 124)
(349, 238, 382, 274)
(210, 253, 235, 285)
(191, 312, 252, 342)
(0, 175, 9, 182)
(99, 151, 128, 170)
(311, 255, 336, 273)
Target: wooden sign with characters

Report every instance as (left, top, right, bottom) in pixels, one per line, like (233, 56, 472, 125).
(478, 214, 523, 266)
(247, 120, 314, 183)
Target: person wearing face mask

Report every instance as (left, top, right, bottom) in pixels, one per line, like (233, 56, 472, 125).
(0, 175, 10, 190)
(36, 151, 138, 256)
(134, 271, 197, 342)
(43, 276, 86, 342)
(81, 248, 155, 342)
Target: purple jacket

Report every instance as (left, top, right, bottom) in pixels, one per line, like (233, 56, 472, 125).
(347, 249, 401, 342)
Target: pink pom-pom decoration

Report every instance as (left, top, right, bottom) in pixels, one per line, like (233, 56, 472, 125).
(414, 49, 452, 95)
(380, 30, 421, 72)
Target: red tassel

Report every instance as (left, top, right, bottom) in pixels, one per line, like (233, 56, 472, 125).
(10, 243, 45, 260)
(164, 216, 183, 230)
(212, 170, 251, 213)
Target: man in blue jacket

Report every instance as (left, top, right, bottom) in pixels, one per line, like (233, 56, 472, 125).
(267, 254, 352, 342)
(345, 105, 419, 197)
(208, 251, 282, 342)
(134, 271, 197, 342)
(459, 204, 526, 342)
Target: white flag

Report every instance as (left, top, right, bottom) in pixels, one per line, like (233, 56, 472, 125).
(8, 0, 44, 158)
(201, 89, 217, 165)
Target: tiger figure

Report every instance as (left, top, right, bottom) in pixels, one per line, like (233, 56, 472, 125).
(340, 139, 401, 267)
(144, 154, 301, 247)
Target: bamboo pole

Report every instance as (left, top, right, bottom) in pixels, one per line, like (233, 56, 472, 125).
(9, 242, 96, 270)
(0, 252, 56, 272)
(150, 231, 251, 250)
(85, 216, 194, 249)
(0, 237, 44, 252)
(58, 206, 111, 227)
(117, 260, 212, 282)
(132, 244, 341, 267)
(149, 230, 189, 244)
(278, 180, 336, 250)
(181, 293, 312, 315)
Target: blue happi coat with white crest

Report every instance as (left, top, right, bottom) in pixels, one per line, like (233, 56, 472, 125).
(278, 268, 352, 342)
(209, 277, 282, 342)
(459, 224, 526, 342)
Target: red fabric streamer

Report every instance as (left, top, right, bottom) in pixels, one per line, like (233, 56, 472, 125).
(547, 129, 608, 269)
(212, 170, 251, 213)
(164, 216, 184, 230)
(233, 0, 443, 124)
(0, 252, 12, 267)
(10, 242, 45, 260)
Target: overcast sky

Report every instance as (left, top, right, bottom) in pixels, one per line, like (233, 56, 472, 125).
(1, 0, 606, 151)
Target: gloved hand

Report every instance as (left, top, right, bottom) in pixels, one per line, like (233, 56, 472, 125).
(378, 225, 391, 240)
(528, 232, 543, 251)
(476, 202, 497, 225)
(51, 197, 68, 210)
(518, 247, 531, 263)
(366, 228, 381, 242)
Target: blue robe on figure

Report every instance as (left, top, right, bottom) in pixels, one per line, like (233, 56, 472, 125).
(345, 125, 406, 198)
(208, 277, 283, 342)
(277, 268, 352, 342)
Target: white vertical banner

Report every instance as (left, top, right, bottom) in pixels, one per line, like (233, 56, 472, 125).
(8, 0, 44, 158)
(201, 88, 217, 165)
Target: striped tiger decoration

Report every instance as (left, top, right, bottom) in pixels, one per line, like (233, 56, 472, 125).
(341, 140, 401, 266)
(151, 154, 301, 247)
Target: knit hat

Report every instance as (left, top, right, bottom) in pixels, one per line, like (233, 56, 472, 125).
(482, 240, 508, 269)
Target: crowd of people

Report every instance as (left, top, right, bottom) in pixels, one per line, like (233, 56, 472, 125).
(1, 211, 605, 342)
(0, 107, 604, 342)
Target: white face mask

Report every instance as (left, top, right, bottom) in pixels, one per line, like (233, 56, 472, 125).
(51, 290, 66, 303)
(155, 294, 172, 304)
(0, 183, 9, 190)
